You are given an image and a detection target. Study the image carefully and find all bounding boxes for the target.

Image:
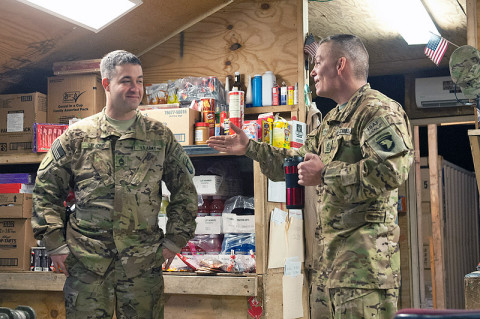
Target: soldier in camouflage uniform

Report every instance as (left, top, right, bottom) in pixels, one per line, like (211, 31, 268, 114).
(208, 34, 413, 318)
(32, 50, 197, 319)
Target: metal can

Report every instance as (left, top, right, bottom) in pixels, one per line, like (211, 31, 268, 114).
(280, 86, 287, 105)
(287, 86, 294, 105)
(229, 89, 245, 134)
(272, 86, 279, 106)
(203, 110, 215, 137)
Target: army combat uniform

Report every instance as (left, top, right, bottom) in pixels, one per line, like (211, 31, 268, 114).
(245, 84, 413, 319)
(32, 108, 198, 319)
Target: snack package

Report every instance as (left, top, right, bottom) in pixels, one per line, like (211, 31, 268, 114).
(145, 83, 168, 104)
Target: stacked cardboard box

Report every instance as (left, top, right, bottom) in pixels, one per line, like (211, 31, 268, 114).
(0, 193, 37, 271)
(47, 74, 106, 124)
(0, 92, 47, 153)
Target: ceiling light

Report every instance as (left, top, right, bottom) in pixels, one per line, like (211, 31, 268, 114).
(16, 0, 142, 33)
(372, 0, 440, 45)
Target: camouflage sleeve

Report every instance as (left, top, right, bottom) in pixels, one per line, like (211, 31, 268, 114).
(323, 106, 414, 202)
(32, 134, 72, 251)
(245, 128, 321, 181)
(162, 129, 198, 253)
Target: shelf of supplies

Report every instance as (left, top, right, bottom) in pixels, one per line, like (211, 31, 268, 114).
(183, 145, 220, 156)
(244, 104, 298, 115)
(0, 272, 258, 296)
(0, 146, 224, 165)
(0, 152, 46, 165)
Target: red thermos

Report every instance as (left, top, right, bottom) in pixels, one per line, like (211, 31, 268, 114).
(284, 156, 304, 209)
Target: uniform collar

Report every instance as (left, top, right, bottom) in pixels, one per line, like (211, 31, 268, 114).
(328, 83, 370, 124)
(98, 108, 147, 141)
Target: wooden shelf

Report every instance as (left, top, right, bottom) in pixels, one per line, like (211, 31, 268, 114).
(245, 104, 298, 114)
(0, 146, 223, 164)
(0, 272, 258, 296)
(0, 152, 45, 165)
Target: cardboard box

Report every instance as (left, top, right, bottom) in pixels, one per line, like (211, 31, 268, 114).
(222, 214, 255, 233)
(0, 218, 37, 271)
(52, 59, 101, 76)
(0, 92, 47, 153)
(193, 175, 227, 195)
(290, 120, 306, 149)
(0, 194, 33, 218)
(48, 74, 106, 124)
(33, 123, 69, 152)
(140, 107, 200, 146)
(195, 216, 222, 234)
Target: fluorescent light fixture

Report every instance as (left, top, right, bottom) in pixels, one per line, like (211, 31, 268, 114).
(16, 0, 142, 33)
(372, 0, 440, 45)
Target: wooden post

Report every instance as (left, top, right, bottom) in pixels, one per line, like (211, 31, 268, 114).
(413, 126, 426, 307)
(427, 124, 446, 308)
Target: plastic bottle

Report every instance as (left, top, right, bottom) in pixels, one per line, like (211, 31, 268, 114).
(225, 76, 230, 107)
(262, 71, 276, 106)
(210, 196, 225, 216)
(232, 72, 246, 92)
(229, 87, 244, 134)
(252, 75, 262, 107)
(293, 82, 298, 105)
(245, 75, 253, 108)
(198, 195, 211, 217)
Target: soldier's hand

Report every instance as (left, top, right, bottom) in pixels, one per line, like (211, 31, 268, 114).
(51, 254, 69, 277)
(162, 247, 176, 270)
(207, 123, 249, 155)
(298, 153, 325, 186)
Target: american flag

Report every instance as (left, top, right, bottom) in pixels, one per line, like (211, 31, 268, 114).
(424, 34, 448, 65)
(304, 33, 318, 60)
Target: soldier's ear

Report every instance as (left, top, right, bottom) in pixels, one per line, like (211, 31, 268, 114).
(102, 78, 110, 91)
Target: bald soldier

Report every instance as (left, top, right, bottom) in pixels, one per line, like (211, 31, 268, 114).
(208, 34, 413, 318)
(32, 50, 197, 319)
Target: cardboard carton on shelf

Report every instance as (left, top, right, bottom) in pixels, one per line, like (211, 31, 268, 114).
(0, 193, 33, 219)
(48, 74, 105, 124)
(140, 107, 200, 146)
(0, 92, 47, 154)
(0, 218, 37, 272)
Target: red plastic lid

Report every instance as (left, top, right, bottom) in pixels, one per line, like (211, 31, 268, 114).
(195, 122, 209, 127)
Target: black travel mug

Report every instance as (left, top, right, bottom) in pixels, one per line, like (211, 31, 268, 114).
(284, 156, 304, 209)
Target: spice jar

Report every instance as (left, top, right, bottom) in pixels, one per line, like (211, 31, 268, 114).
(195, 122, 209, 145)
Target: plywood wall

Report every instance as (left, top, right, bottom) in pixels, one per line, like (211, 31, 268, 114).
(140, 0, 300, 92)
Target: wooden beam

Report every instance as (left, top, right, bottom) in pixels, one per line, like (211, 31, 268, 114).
(466, 0, 478, 47)
(468, 129, 480, 196)
(413, 125, 426, 307)
(0, 272, 258, 296)
(427, 124, 446, 308)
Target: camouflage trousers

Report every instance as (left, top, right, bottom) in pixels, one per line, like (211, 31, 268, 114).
(63, 254, 165, 319)
(309, 270, 398, 319)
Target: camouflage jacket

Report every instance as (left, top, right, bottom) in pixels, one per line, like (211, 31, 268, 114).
(246, 84, 413, 289)
(32, 108, 197, 278)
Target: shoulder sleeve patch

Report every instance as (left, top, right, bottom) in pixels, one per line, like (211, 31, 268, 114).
(363, 116, 389, 139)
(38, 152, 53, 171)
(180, 153, 195, 177)
(51, 139, 66, 161)
(366, 126, 408, 161)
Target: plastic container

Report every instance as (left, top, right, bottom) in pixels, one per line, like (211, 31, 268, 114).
(197, 195, 211, 217)
(262, 71, 275, 106)
(194, 122, 209, 145)
(228, 87, 245, 134)
(252, 75, 262, 107)
(210, 196, 225, 216)
(245, 75, 253, 108)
